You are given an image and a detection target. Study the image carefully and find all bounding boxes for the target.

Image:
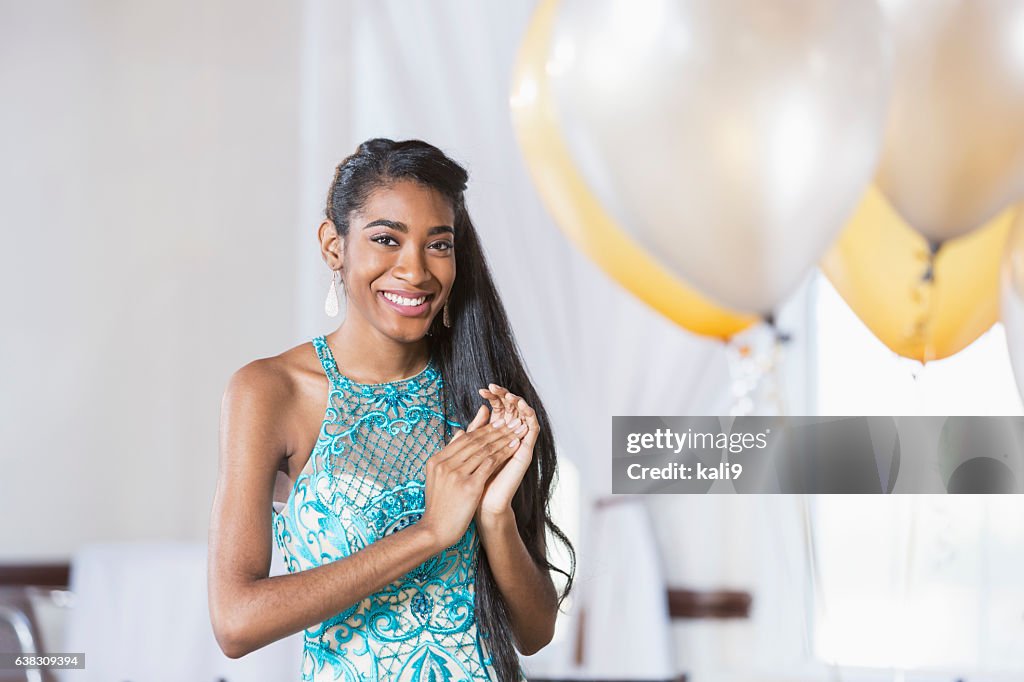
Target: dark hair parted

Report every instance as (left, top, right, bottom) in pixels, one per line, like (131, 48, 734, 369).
(324, 138, 575, 681)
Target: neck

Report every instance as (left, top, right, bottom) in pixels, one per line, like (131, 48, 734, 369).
(327, 315, 431, 384)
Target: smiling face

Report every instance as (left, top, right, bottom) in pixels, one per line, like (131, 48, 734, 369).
(335, 179, 456, 344)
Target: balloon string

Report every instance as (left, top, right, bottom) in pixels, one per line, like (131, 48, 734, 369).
(906, 242, 942, 369)
(921, 242, 941, 365)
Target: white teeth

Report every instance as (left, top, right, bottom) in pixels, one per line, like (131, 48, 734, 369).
(383, 292, 426, 306)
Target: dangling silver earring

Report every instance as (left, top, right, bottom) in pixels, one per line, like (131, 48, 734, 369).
(325, 269, 342, 317)
(442, 300, 451, 328)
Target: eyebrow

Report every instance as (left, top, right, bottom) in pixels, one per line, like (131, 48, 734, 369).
(363, 219, 454, 235)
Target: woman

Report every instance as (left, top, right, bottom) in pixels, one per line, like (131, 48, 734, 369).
(208, 138, 575, 682)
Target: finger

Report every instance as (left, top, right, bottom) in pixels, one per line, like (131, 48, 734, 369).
(471, 452, 508, 481)
(457, 436, 517, 478)
(488, 384, 521, 419)
(478, 388, 506, 420)
(460, 448, 499, 478)
(486, 384, 519, 416)
(474, 419, 523, 460)
(440, 419, 507, 463)
(513, 396, 536, 424)
(447, 417, 519, 468)
(501, 390, 520, 418)
(434, 428, 469, 465)
(466, 404, 489, 433)
(499, 391, 532, 420)
(522, 411, 540, 447)
(481, 385, 511, 407)
(481, 388, 524, 430)
(494, 387, 526, 429)
(460, 431, 519, 476)
(501, 394, 537, 447)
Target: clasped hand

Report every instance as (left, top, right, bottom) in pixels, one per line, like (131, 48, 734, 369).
(420, 385, 540, 549)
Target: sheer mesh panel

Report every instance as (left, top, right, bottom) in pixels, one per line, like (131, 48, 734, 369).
(319, 364, 451, 510)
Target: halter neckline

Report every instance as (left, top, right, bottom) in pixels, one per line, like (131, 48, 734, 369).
(314, 335, 435, 388)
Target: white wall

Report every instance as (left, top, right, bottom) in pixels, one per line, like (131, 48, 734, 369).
(0, 1, 306, 559)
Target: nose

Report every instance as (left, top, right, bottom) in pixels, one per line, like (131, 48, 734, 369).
(392, 243, 431, 285)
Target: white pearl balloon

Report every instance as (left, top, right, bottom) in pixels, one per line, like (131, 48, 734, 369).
(548, 0, 892, 314)
(877, 0, 1024, 246)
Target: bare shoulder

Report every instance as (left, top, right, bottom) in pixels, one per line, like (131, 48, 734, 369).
(223, 356, 293, 410)
(220, 340, 325, 460)
(223, 340, 318, 404)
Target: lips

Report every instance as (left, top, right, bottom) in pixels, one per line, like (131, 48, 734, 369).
(381, 290, 432, 306)
(378, 290, 433, 317)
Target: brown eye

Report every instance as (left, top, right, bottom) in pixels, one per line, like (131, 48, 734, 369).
(371, 235, 398, 246)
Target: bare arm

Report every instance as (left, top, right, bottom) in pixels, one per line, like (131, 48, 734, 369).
(207, 362, 442, 658)
(477, 510, 559, 655)
(207, 362, 522, 658)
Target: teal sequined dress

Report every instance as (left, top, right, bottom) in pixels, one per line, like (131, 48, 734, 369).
(272, 335, 523, 682)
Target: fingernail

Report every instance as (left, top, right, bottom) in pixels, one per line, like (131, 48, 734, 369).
(492, 419, 505, 428)
(506, 418, 522, 429)
(508, 438, 519, 448)
(514, 423, 527, 435)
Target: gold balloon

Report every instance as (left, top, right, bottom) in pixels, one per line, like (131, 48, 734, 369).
(509, 0, 757, 340)
(821, 185, 1017, 362)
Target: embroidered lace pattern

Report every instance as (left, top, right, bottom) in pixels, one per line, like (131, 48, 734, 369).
(271, 335, 519, 681)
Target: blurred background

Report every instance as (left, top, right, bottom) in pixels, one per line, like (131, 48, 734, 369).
(2, 1, 1023, 681)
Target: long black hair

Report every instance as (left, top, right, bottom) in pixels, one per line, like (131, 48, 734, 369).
(324, 138, 575, 681)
